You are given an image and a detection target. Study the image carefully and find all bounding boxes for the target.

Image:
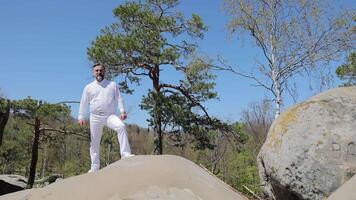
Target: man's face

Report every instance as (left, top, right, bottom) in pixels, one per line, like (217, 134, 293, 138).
(92, 65, 105, 82)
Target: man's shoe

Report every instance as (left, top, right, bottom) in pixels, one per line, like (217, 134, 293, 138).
(121, 153, 135, 159)
(88, 168, 98, 173)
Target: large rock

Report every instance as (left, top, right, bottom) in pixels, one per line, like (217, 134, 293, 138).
(0, 155, 247, 200)
(258, 86, 356, 200)
(327, 174, 356, 200)
(0, 175, 27, 196)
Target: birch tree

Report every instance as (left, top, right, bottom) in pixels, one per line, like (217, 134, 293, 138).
(222, 0, 354, 118)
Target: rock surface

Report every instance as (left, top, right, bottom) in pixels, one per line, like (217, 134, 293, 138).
(0, 175, 27, 196)
(0, 155, 247, 200)
(327, 174, 356, 200)
(258, 86, 356, 200)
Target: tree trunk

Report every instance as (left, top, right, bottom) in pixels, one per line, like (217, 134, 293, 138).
(151, 65, 163, 155)
(153, 90, 163, 155)
(0, 99, 10, 146)
(272, 65, 282, 119)
(27, 118, 41, 189)
(270, 32, 281, 119)
(274, 83, 282, 119)
(155, 111, 163, 155)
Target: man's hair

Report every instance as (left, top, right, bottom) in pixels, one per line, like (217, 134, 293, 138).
(92, 63, 105, 69)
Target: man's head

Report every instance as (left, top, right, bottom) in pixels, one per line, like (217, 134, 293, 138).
(92, 63, 105, 82)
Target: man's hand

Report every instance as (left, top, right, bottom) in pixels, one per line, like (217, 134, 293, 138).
(120, 112, 127, 120)
(78, 119, 86, 126)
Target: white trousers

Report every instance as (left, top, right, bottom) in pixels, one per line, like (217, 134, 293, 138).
(89, 114, 131, 171)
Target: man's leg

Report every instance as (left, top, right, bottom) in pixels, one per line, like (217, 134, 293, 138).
(89, 114, 104, 172)
(106, 114, 132, 157)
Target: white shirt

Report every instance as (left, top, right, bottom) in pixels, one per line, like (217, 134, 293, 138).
(78, 79, 125, 120)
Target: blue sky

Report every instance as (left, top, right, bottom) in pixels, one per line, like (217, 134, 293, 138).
(0, 0, 353, 127)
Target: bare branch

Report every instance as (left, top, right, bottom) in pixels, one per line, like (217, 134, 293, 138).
(215, 57, 273, 92)
(41, 127, 89, 140)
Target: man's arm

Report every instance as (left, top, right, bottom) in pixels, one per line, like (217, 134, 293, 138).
(116, 85, 127, 120)
(78, 87, 89, 125)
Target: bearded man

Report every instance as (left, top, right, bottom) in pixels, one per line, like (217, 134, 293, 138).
(78, 63, 134, 173)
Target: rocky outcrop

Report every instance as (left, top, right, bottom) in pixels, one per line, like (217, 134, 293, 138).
(258, 86, 356, 200)
(0, 155, 247, 200)
(0, 175, 26, 196)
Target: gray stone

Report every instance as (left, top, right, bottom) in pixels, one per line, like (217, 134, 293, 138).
(0, 175, 27, 196)
(258, 86, 356, 200)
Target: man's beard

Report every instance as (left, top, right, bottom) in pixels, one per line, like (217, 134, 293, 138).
(96, 74, 104, 82)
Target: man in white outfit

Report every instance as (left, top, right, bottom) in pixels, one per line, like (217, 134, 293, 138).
(78, 63, 134, 173)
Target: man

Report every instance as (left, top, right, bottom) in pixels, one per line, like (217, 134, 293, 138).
(78, 63, 134, 173)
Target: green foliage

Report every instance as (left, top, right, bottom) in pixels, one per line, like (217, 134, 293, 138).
(12, 97, 70, 122)
(46, 134, 90, 178)
(100, 128, 121, 166)
(167, 123, 262, 198)
(0, 118, 32, 174)
(87, 0, 208, 85)
(231, 122, 249, 144)
(223, 150, 262, 195)
(10, 97, 73, 151)
(183, 58, 217, 100)
(0, 98, 10, 111)
(140, 89, 229, 150)
(336, 52, 356, 86)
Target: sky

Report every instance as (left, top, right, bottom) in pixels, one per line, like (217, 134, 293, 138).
(0, 0, 354, 127)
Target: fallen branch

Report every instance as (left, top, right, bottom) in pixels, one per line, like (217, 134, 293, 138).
(199, 164, 250, 200)
(243, 185, 262, 200)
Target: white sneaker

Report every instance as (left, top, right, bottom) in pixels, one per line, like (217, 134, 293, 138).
(121, 153, 135, 159)
(87, 168, 99, 173)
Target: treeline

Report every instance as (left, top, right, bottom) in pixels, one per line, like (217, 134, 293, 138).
(0, 97, 272, 198)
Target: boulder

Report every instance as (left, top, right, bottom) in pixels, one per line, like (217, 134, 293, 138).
(258, 86, 356, 200)
(0, 175, 27, 196)
(0, 155, 247, 200)
(327, 174, 356, 200)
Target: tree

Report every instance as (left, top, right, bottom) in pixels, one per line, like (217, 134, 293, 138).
(0, 98, 11, 146)
(222, 0, 354, 118)
(241, 99, 273, 156)
(0, 88, 10, 146)
(12, 97, 70, 188)
(88, 0, 230, 154)
(336, 52, 356, 86)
